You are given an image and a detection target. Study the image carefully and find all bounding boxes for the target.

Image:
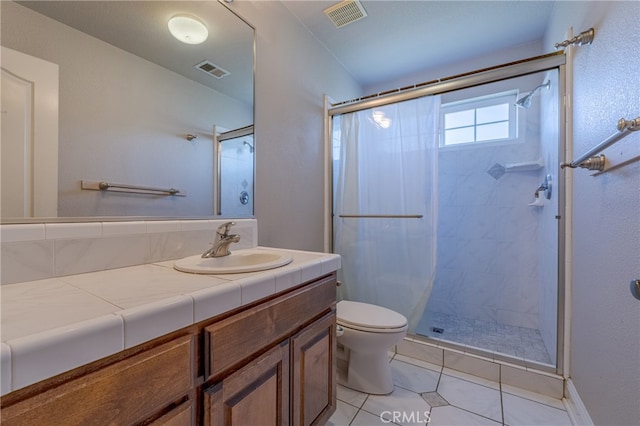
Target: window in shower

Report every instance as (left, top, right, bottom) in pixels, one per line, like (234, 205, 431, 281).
(441, 91, 518, 147)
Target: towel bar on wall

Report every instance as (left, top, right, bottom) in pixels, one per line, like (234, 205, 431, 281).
(338, 214, 423, 219)
(561, 117, 640, 171)
(81, 180, 186, 196)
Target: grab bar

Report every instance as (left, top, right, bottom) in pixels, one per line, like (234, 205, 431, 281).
(81, 180, 186, 196)
(338, 214, 423, 218)
(561, 117, 640, 171)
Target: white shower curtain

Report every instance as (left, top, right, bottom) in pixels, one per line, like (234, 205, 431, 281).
(333, 95, 440, 331)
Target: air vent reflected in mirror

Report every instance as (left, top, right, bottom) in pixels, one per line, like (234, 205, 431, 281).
(195, 60, 230, 79)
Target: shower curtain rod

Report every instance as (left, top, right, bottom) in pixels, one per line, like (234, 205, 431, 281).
(328, 51, 565, 116)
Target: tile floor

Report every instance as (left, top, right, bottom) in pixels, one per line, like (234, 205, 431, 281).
(415, 312, 553, 365)
(326, 353, 572, 426)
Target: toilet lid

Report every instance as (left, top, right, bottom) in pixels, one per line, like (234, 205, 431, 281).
(337, 300, 408, 330)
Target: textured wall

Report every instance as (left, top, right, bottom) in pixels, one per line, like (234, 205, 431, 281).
(545, 2, 640, 425)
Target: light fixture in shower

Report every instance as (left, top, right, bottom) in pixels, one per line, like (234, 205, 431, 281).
(515, 80, 551, 109)
(372, 110, 392, 128)
(168, 14, 208, 45)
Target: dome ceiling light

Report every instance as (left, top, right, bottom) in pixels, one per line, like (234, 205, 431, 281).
(168, 14, 208, 45)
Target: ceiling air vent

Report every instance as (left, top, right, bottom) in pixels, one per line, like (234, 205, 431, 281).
(324, 0, 367, 28)
(194, 60, 230, 79)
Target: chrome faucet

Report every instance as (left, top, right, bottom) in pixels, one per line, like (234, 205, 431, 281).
(202, 222, 241, 258)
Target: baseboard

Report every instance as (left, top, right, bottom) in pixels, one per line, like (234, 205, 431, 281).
(563, 379, 594, 426)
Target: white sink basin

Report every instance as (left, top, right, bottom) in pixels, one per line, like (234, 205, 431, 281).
(174, 249, 293, 274)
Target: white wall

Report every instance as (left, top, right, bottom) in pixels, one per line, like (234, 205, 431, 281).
(225, 1, 361, 251)
(545, 2, 640, 425)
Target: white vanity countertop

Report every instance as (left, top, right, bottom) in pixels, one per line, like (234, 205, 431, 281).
(0, 247, 340, 395)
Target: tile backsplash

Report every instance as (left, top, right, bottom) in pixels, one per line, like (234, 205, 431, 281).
(0, 219, 257, 285)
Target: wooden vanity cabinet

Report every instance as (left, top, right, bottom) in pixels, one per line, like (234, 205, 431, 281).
(202, 274, 337, 426)
(0, 273, 337, 426)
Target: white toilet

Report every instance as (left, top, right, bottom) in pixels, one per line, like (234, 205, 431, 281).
(336, 300, 408, 395)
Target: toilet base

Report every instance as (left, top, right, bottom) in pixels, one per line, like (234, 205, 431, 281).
(338, 350, 394, 395)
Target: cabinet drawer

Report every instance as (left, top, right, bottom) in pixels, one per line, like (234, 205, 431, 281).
(205, 274, 336, 380)
(1, 335, 195, 426)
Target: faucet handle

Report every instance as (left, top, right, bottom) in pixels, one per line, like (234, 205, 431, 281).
(216, 221, 236, 237)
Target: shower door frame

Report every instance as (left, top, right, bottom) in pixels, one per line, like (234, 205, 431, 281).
(326, 52, 567, 376)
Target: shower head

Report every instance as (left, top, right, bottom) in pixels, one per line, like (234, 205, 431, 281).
(515, 80, 551, 109)
(243, 141, 254, 153)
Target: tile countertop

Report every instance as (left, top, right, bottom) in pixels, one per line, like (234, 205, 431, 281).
(0, 247, 341, 396)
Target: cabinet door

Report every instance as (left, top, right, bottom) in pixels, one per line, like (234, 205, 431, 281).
(203, 341, 290, 426)
(291, 311, 337, 426)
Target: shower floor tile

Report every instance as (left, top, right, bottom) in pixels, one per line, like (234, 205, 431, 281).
(417, 312, 552, 365)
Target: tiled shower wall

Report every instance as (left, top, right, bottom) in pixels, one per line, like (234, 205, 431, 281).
(0, 219, 257, 285)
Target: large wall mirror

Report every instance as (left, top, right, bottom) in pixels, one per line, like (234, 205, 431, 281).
(1, 0, 254, 222)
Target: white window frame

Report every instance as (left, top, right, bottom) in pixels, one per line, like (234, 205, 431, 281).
(440, 90, 519, 148)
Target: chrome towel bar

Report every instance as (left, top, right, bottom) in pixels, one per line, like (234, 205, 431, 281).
(561, 117, 640, 171)
(338, 214, 423, 219)
(81, 180, 186, 196)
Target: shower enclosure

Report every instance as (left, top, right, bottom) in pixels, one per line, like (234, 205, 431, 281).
(329, 55, 564, 370)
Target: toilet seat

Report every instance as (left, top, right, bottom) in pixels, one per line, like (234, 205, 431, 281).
(337, 300, 408, 333)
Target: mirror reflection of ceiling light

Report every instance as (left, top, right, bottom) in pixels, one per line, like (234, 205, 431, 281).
(372, 110, 392, 128)
(168, 15, 208, 45)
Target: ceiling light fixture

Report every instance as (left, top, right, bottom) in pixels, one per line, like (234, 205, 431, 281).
(168, 14, 208, 45)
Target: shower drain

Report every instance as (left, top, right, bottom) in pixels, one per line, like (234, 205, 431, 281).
(431, 327, 445, 334)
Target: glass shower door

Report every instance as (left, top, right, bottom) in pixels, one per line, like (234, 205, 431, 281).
(417, 69, 561, 367)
